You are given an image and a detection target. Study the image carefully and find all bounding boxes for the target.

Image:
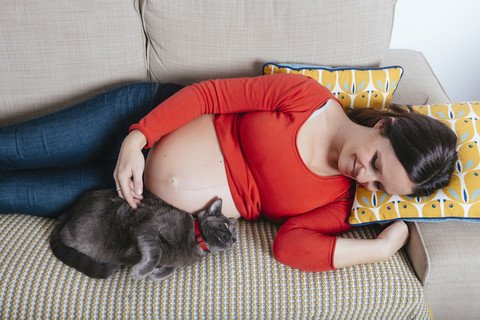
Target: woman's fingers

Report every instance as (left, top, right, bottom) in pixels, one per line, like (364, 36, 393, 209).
(117, 172, 138, 209)
(132, 166, 144, 197)
(114, 162, 144, 209)
(113, 130, 148, 209)
(129, 180, 144, 201)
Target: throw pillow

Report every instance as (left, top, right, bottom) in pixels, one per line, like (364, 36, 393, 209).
(263, 63, 404, 110)
(349, 101, 480, 225)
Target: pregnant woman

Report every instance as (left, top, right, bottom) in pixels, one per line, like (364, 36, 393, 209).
(0, 73, 457, 271)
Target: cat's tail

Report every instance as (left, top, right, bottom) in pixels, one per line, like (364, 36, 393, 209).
(49, 221, 119, 279)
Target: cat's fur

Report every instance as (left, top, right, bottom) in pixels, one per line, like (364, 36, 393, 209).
(50, 189, 236, 282)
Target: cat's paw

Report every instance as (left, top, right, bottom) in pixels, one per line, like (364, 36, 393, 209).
(131, 264, 152, 280)
(148, 266, 175, 282)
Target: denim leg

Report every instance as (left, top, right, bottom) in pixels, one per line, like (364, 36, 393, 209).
(0, 82, 183, 170)
(0, 82, 184, 216)
(0, 161, 116, 217)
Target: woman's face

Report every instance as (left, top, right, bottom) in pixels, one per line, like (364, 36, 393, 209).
(338, 123, 416, 195)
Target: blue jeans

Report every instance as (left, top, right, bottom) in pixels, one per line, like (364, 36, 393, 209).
(0, 82, 183, 217)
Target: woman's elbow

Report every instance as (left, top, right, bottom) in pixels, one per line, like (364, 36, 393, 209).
(272, 236, 291, 266)
(272, 230, 336, 272)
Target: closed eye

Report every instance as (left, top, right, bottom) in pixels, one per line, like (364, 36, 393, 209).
(371, 153, 379, 172)
(371, 153, 385, 192)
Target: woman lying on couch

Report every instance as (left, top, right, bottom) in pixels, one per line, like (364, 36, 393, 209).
(0, 73, 457, 272)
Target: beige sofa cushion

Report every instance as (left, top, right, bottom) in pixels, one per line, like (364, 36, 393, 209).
(0, 215, 431, 319)
(143, 0, 397, 85)
(0, 0, 148, 124)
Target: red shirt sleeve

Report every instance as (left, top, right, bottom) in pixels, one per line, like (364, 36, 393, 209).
(130, 73, 334, 148)
(272, 198, 355, 272)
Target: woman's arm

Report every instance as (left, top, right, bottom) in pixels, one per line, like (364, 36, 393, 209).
(272, 200, 409, 271)
(333, 220, 409, 269)
(130, 73, 333, 148)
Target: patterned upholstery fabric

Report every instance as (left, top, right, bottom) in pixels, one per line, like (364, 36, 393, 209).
(1, 214, 430, 319)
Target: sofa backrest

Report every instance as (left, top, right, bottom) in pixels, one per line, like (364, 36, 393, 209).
(0, 0, 148, 124)
(142, 0, 397, 85)
(1, 0, 397, 124)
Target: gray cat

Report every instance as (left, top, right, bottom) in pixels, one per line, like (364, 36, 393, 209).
(50, 189, 236, 282)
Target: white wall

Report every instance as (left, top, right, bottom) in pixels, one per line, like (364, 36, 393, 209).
(389, 0, 480, 102)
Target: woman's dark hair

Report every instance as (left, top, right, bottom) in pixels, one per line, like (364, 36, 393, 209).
(347, 104, 458, 197)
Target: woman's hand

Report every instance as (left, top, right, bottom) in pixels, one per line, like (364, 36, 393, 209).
(114, 130, 148, 209)
(333, 220, 409, 269)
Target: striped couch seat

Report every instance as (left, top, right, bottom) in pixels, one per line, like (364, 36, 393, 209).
(0, 214, 430, 319)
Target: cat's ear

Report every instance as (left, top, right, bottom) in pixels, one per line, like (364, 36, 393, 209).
(227, 218, 237, 230)
(208, 198, 223, 216)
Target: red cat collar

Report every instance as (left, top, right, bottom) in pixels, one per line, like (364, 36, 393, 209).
(194, 220, 209, 252)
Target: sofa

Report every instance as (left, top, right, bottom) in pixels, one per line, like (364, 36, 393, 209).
(1, 0, 479, 319)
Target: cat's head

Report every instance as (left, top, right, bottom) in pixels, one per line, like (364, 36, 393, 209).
(197, 199, 236, 253)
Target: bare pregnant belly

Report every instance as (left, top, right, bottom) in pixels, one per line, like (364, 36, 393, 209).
(144, 114, 241, 219)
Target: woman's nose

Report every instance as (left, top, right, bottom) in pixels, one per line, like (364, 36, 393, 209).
(359, 181, 376, 191)
(356, 168, 378, 191)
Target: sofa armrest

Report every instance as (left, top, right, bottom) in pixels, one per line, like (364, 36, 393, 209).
(383, 49, 450, 105)
(408, 221, 480, 319)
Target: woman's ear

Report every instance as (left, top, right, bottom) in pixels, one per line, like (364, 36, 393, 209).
(373, 117, 395, 131)
(373, 119, 385, 131)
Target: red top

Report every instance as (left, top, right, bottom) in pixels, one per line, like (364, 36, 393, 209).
(131, 74, 355, 271)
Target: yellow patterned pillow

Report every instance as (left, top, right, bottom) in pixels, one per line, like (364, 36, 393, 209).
(349, 101, 480, 225)
(263, 63, 404, 110)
